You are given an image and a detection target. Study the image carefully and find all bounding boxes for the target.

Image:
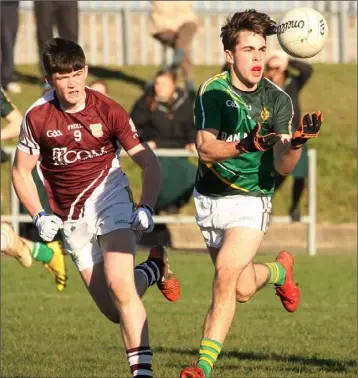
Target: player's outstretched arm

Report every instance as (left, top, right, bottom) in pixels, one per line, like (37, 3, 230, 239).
(12, 149, 43, 217)
(196, 129, 240, 163)
(196, 125, 280, 164)
(273, 139, 302, 176)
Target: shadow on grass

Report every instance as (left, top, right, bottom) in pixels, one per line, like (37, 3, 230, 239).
(89, 66, 147, 90)
(152, 346, 355, 374)
(15, 71, 42, 85)
(15, 66, 150, 90)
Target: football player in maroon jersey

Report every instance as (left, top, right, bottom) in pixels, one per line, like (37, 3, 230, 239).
(12, 38, 180, 378)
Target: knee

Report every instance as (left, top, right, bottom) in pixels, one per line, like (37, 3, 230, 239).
(236, 286, 256, 303)
(107, 275, 136, 307)
(214, 267, 242, 291)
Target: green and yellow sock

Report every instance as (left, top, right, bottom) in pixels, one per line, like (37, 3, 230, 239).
(263, 262, 286, 286)
(31, 242, 53, 264)
(197, 338, 223, 378)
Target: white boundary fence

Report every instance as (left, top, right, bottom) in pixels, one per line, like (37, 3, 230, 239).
(2, 147, 317, 256)
(15, 1, 357, 65)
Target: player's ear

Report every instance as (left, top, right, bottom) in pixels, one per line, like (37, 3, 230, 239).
(224, 49, 234, 65)
(84, 65, 89, 79)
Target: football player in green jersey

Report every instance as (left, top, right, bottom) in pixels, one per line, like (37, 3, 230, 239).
(180, 10, 322, 378)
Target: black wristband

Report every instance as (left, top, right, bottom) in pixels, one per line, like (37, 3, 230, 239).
(235, 142, 246, 153)
(291, 139, 305, 148)
(33, 210, 48, 224)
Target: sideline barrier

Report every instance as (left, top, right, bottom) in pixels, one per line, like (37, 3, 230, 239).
(2, 147, 317, 256)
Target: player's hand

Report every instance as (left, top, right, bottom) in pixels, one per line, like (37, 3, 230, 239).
(291, 111, 322, 148)
(130, 204, 154, 233)
(238, 123, 281, 153)
(33, 211, 63, 242)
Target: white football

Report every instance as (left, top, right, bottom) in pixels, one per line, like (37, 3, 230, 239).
(277, 7, 328, 58)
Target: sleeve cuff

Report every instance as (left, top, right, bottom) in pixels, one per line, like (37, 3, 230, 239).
(17, 143, 40, 155)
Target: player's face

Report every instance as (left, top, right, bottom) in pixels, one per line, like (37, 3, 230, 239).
(225, 31, 266, 90)
(46, 66, 88, 110)
(153, 73, 176, 102)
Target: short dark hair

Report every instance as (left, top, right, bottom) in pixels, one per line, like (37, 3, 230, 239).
(220, 9, 277, 51)
(145, 69, 178, 119)
(42, 38, 86, 75)
(154, 68, 177, 83)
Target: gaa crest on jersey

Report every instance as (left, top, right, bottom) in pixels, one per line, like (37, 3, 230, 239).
(90, 123, 103, 138)
(260, 107, 270, 121)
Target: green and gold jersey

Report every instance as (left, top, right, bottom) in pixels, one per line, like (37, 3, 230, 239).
(1, 87, 15, 118)
(194, 71, 293, 197)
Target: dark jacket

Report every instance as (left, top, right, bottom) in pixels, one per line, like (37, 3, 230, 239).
(130, 89, 196, 148)
(284, 60, 313, 130)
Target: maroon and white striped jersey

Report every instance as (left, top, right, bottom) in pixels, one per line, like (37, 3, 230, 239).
(17, 87, 141, 221)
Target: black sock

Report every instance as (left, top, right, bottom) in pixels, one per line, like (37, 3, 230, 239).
(134, 260, 161, 287)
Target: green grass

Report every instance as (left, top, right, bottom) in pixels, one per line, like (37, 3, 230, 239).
(1, 250, 356, 377)
(1, 64, 357, 222)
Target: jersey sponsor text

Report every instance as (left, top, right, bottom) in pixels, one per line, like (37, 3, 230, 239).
(52, 146, 108, 165)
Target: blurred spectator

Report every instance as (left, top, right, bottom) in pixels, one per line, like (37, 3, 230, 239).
(130, 69, 197, 245)
(265, 51, 313, 222)
(1, 88, 52, 239)
(89, 79, 109, 96)
(1, 1, 21, 94)
(1, 87, 22, 144)
(1, 87, 22, 163)
(34, 1, 78, 88)
(148, 1, 198, 93)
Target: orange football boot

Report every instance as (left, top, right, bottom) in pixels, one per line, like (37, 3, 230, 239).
(275, 250, 300, 312)
(180, 363, 206, 378)
(148, 245, 180, 302)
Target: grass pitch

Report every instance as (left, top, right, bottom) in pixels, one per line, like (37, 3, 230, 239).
(1, 250, 356, 377)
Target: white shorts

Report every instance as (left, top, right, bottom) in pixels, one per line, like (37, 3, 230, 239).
(193, 189, 272, 249)
(61, 185, 134, 272)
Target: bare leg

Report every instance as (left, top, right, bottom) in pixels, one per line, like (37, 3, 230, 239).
(80, 261, 148, 323)
(235, 262, 270, 302)
(77, 233, 150, 324)
(20, 237, 34, 251)
(99, 228, 150, 349)
(208, 240, 270, 304)
(203, 227, 264, 343)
